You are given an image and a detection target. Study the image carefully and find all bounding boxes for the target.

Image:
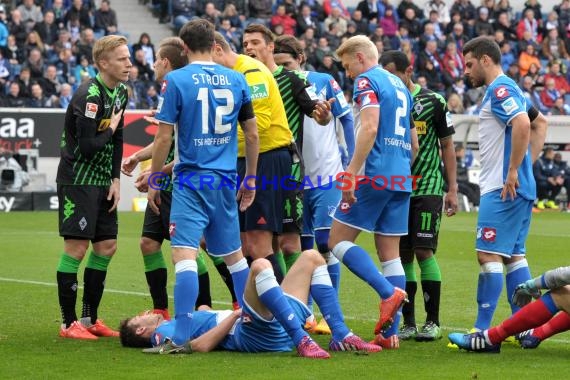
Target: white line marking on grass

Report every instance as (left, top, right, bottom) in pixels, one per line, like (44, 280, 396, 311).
(2, 276, 570, 344)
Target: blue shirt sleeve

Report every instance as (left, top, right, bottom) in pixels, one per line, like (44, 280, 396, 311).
(155, 72, 181, 125)
(489, 82, 527, 127)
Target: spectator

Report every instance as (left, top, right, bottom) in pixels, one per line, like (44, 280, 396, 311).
(323, 0, 350, 18)
(73, 28, 95, 64)
(220, 3, 244, 34)
(505, 62, 521, 84)
(493, 0, 515, 22)
(541, 27, 570, 62)
(518, 44, 542, 76)
(53, 30, 73, 57)
(0, 48, 11, 87)
(58, 83, 73, 109)
(446, 22, 470, 52)
(356, 0, 379, 23)
(399, 7, 422, 40)
(424, 0, 451, 26)
(17, 0, 44, 27)
(544, 10, 561, 33)
(325, 6, 348, 37)
(141, 83, 160, 109)
(454, 143, 480, 208)
(172, 0, 199, 32)
(550, 96, 570, 115)
(450, 0, 477, 36)
(201, 2, 221, 27)
(351, 10, 370, 36)
(419, 22, 444, 51)
(54, 48, 74, 84)
(418, 39, 443, 75)
(474, 7, 494, 36)
(93, 0, 119, 37)
(125, 65, 145, 109)
(525, 62, 544, 89)
(545, 60, 570, 95)
(398, 0, 424, 20)
(297, 4, 320, 37)
(540, 77, 562, 110)
(34, 11, 59, 49)
(9, 9, 28, 48)
(554, 0, 570, 30)
(314, 37, 331, 68)
(3, 35, 25, 73)
(27, 82, 54, 108)
(517, 8, 541, 42)
(14, 66, 32, 98)
(553, 152, 570, 210)
(133, 48, 154, 82)
(520, 74, 541, 108)
(493, 11, 517, 42)
(23, 31, 46, 60)
(534, 148, 563, 210)
(24, 48, 45, 80)
(3, 81, 27, 107)
(41, 64, 64, 98)
(248, 0, 272, 25)
(324, 22, 343, 50)
(381, 7, 399, 40)
(523, 0, 543, 26)
(50, 0, 68, 29)
(400, 39, 415, 67)
(132, 33, 156, 69)
(271, 4, 296, 36)
(499, 41, 516, 72)
(66, 0, 93, 29)
(422, 10, 446, 41)
(0, 6, 10, 49)
(73, 54, 96, 84)
(447, 93, 465, 114)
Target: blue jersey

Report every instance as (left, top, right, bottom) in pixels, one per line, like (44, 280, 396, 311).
(306, 71, 351, 119)
(352, 65, 414, 191)
(150, 310, 228, 347)
(155, 61, 252, 176)
(478, 74, 535, 200)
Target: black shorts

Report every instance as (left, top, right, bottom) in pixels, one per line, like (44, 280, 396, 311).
(281, 187, 303, 234)
(142, 190, 172, 243)
(400, 195, 443, 252)
(237, 148, 292, 233)
(57, 184, 118, 241)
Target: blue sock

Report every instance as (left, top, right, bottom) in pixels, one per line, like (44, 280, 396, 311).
(474, 262, 503, 331)
(506, 259, 531, 314)
(332, 241, 394, 299)
(256, 268, 307, 346)
(301, 235, 314, 251)
(310, 265, 351, 341)
(227, 258, 249, 308)
(315, 229, 340, 293)
(172, 260, 198, 345)
(382, 258, 406, 337)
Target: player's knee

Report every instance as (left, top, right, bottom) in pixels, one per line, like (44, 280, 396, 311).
(250, 257, 272, 275)
(330, 241, 357, 262)
(140, 236, 161, 254)
(94, 240, 117, 256)
(199, 237, 207, 252)
(300, 249, 325, 265)
(414, 247, 433, 261)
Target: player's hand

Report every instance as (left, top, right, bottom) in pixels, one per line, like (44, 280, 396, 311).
(312, 98, 335, 123)
(501, 168, 519, 201)
(143, 115, 159, 125)
(445, 187, 458, 217)
(108, 179, 120, 212)
(109, 106, 124, 133)
(237, 176, 256, 212)
(121, 155, 139, 176)
(134, 170, 151, 192)
(512, 279, 541, 307)
(341, 170, 357, 206)
(148, 187, 161, 215)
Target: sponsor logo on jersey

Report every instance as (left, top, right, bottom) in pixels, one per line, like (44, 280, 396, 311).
(249, 83, 268, 100)
(500, 97, 519, 115)
(357, 78, 369, 90)
(97, 118, 111, 131)
(481, 227, 496, 242)
(85, 103, 98, 119)
(331, 79, 341, 91)
(339, 201, 350, 213)
(494, 86, 509, 99)
(414, 120, 427, 135)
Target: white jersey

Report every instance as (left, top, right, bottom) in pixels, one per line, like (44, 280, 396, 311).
(302, 71, 351, 187)
(477, 74, 535, 200)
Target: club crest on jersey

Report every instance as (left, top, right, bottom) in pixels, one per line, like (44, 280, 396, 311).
(169, 222, 176, 237)
(480, 227, 496, 242)
(494, 86, 509, 99)
(414, 101, 424, 115)
(85, 103, 98, 119)
(161, 80, 168, 94)
(500, 97, 519, 115)
(357, 78, 369, 90)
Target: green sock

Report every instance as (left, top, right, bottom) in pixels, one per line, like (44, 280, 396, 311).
(86, 251, 112, 271)
(284, 252, 301, 272)
(143, 251, 167, 272)
(419, 256, 441, 281)
(275, 251, 287, 275)
(209, 253, 224, 266)
(57, 253, 81, 273)
(403, 261, 417, 282)
(196, 251, 209, 275)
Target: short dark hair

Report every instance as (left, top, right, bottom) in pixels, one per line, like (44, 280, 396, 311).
(274, 35, 303, 58)
(179, 19, 215, 54)
(244, 23, 274, 44)
(379, 50, 410, 73)
(119, 318, 152, 348)
(462, 36, 501, 64)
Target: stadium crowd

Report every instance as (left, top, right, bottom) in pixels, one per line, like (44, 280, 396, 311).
(1, 0, 570, 114)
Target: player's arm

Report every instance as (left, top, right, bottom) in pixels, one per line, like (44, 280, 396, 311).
(237, 100, 258, 211)
(338, 113, 355, 162)
(347, 105, 378, 176)
(121, 142, 153, 176)
(410, 120, 419, 164)
(512, 266, 570, 307)
(188, 310, 241, 353)
(434, 95, 458, 215)
(108, 106, 125, 212)
(75, 103, 118, 160)
(528, 106, 547, 163)
(148, 122, 173, 214)
(291, 72, 333, 125)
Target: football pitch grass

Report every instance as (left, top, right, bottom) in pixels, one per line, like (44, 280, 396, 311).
(1, 211, 569, 379)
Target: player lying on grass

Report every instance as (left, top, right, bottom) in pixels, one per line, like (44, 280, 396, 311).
(448, 266, 570, 352)
(119, 249, 388, 358)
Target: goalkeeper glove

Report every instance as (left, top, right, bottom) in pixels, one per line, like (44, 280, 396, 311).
(511, 279, 541, 308)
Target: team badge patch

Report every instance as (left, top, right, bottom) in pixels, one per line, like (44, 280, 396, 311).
(494, 86, 509, 99)
(161, 80, 168, 94)
(331, 79, 341, 91)
(85, 103, 98, 119)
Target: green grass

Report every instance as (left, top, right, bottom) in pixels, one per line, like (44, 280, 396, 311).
(0, 211, 569, 379)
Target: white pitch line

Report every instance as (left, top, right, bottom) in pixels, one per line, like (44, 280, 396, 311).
(2, 276, 570, 344)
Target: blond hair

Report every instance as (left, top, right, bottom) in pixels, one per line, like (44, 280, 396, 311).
(336, 35, 378, 62)
(92, 35, 129, 64)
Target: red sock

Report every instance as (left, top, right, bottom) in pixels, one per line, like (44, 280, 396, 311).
(487, 298, 555, 344)
(532, 312, 570, 340)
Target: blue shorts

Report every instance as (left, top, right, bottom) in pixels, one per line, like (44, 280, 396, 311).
(170, 173, 241, 256)
(476, 190, 533, 257)
(333, 182, 410, 235)
(302, 182, 341, 236)
(230, 294, 311, 353)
